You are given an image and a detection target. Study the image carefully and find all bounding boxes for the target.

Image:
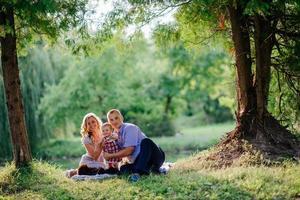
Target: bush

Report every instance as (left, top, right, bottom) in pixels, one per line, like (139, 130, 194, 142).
(125, 112, 176, 137)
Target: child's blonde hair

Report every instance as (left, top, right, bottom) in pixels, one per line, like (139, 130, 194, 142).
(102, 122, 113, 131)
(80, 113, 102, 137)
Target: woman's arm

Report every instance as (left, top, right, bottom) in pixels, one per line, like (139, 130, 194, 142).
(103, 146, 134, 160)
(84, 140, 104, 160)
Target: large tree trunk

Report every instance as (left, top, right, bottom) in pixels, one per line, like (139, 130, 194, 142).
(228, 5, 255, 120)
(254, 14, 273, 120)
(0, 6, 32, 167)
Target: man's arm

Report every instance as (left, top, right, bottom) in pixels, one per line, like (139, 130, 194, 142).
(103, 146, 134, 160)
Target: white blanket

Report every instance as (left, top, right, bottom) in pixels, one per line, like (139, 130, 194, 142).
(66, 162, 174, 181)
(71, 173, 117, 181)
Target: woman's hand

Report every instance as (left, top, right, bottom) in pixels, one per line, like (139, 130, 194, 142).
(97, 136, 104, 146)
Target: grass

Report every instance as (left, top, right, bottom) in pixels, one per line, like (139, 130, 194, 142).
(35, 123, 235, 168)
(0, 157, 299, 199)
(1, 122, 299, 199)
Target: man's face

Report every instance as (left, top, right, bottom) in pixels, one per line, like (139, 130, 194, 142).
(108, 112, 123, 130)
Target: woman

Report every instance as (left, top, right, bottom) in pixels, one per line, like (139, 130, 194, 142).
(104, 109, 165, 181)
(79, 112, 106, 169)
(66, 113, 105, 177)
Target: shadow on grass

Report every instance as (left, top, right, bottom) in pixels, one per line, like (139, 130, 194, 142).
(0, 163, 77, 199)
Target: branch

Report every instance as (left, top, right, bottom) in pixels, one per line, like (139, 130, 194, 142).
(134, 0, 192, 29)
(276, 30, 300, 39)
(183, 28, 227, 46)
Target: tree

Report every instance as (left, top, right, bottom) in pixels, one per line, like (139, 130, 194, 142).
(220, 0, 300, 163)
(0, 0, 87, 167)
(0, 5, 32, 166)
(112, 0, 300, 165)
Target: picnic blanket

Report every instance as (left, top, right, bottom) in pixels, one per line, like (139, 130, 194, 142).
(66, 162, 174, 181)
(71, 173, 117, 181)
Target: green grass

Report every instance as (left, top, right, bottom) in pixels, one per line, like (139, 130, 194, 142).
(1, 122, 299, 199)
(35, 123, 234, 168)
(0, 158, 299, 200)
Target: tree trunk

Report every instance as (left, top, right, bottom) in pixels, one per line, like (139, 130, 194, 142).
(254, 14, 273, 120)
(228, 5, 255, 121)
(0, 6, 32, 167)
(164, 95, 172, 116)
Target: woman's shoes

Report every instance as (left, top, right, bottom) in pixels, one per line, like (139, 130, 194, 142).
(65, 169, 78, 178)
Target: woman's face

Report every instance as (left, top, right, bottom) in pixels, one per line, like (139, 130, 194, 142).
(86, 117, 99, 133)
(108, 112, 123, 130)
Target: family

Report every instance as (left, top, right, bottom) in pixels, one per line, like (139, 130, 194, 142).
(67, 109, 165, 182)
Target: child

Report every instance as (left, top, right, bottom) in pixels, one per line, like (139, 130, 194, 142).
(102, 122, 122, 171)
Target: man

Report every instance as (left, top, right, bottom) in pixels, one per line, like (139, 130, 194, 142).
(104, 109, 165, 181)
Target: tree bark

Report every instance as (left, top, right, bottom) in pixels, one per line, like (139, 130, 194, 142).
(228, 5, 255, 121)
(0, 6, 32, 167)
(254, 14, 273, 120)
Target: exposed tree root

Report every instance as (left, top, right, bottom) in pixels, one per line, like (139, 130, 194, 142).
(200, 113, 300, 168)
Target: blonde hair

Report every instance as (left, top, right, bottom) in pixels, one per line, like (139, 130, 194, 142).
(106, 109, 124, 122)
(101, 122, 113, 131)
(80, 113, 103, 137)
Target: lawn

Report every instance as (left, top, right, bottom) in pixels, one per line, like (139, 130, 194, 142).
(1, 122, 299, 199)
(0, 156, 299, 199)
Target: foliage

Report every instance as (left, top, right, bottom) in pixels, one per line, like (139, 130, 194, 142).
(0, 0, 90, 165)
(268, 69, 300, 133)
(124, 0, 300, 133)
(38, 34, 173, 137)
(150, 3, 236, 119)
(0, 43, 72, 160)
(0, 73, 11, 161)
(9, 0, 89, 51)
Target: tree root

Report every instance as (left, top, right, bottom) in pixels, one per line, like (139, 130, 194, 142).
(200, 114, 300, 168)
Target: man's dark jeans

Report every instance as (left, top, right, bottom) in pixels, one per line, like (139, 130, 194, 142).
(119, 138, 165, 175)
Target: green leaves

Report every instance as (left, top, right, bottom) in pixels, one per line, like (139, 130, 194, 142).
(244, 0, 270, 15)
(12, 0, 88, 52)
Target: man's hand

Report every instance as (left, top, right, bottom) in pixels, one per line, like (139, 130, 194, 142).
(103, 152, 112, 160)
(103, 147, 135, 160)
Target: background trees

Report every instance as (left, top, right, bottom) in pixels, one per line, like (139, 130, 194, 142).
(0, 0, 298, 166)
(0, 0, 88, 166)
(114, 0, 300, 164)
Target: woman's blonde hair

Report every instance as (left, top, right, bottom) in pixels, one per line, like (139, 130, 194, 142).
(106, 109, 124, 122)
(80, 113, 103, 137)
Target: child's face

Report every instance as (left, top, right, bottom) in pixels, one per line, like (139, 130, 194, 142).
(102, 126, 112, 137)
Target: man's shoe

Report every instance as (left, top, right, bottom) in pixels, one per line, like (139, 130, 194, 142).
(129, 173, 140, 182)
(158, 167, 168, 175)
